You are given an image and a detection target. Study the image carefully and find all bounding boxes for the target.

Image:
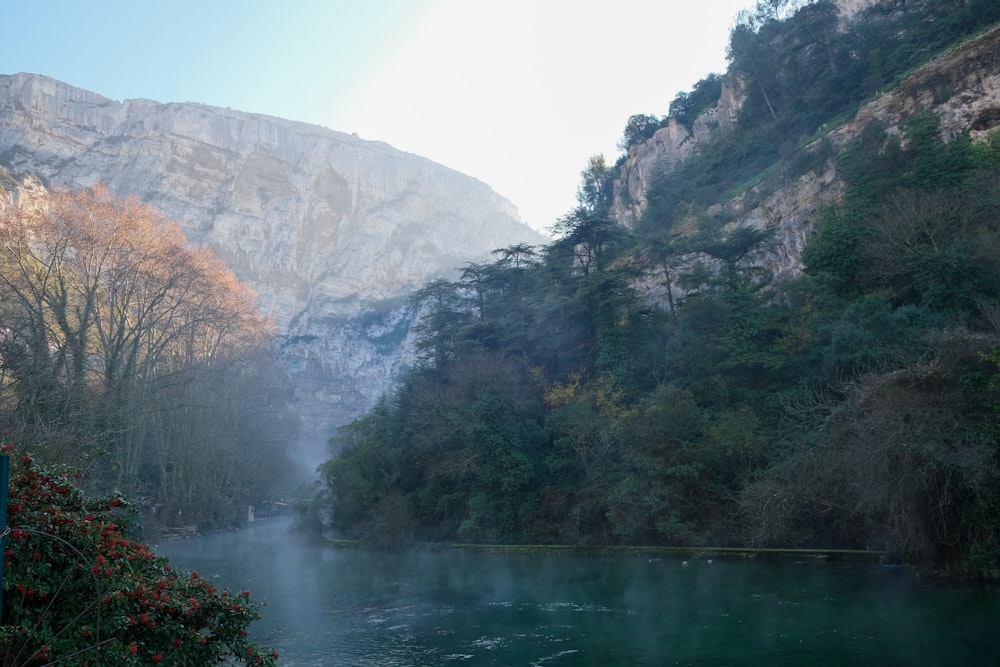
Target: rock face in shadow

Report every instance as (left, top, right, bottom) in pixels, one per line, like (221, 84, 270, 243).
(0, 73, 545, 446)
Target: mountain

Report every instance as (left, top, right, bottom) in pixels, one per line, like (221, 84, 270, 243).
(299, 0, 1000, 577)
(612, 7, 1000, 283)
(0, 73, 546, 451)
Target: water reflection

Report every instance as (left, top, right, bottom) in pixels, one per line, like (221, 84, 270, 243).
(158, 517, 1000, 666)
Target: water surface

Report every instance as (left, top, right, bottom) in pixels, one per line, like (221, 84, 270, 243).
(158, 517, 1000, 666)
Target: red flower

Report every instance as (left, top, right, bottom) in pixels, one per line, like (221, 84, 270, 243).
(152, 653, 163, 663)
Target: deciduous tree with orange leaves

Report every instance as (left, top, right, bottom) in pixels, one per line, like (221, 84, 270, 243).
(0, 185, 295, 528)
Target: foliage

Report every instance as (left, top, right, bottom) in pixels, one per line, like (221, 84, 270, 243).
(640, 0, 1000, 229)
(669, 74, 724, 129)
(617, 114, 666, 153)
(306, 2, 1000, 579)
(741, 349, 1000, 574)
(1, 446, 278, 665)
(806, 114, 1000, 314)
(0, 186, 295, 528)
(576, 155, 614, 213)
(770, 113, 1000, 571)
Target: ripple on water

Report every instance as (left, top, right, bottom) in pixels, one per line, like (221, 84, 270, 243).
(540, 601, 619, 613)
(470, 636, 506, 650)
(532, 649, 581, 666)
(158, 520, 1000, 667)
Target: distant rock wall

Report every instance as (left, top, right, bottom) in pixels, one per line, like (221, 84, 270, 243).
(0, 73, 545, 446)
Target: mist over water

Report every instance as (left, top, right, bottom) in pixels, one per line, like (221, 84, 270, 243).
(287, 437, 330, 483)
(159, 518, 1000, 666)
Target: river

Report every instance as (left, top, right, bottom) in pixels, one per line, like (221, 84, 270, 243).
(157, 516, 1000, 666)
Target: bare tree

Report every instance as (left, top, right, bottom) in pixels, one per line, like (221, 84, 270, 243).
(0, 185, 293, 526)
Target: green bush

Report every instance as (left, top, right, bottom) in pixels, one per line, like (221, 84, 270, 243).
(1, 446, 278, 666)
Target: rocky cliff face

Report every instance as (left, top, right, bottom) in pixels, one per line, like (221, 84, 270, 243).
(611, 79, 743, 228)
(612, 8, 1000, 282)
(612, 0, 884, 232)
(0, 73, 545, 448)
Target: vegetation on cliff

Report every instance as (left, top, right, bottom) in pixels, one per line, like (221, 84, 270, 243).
(637, 0, 1000, 224)
(310, 0, 1000, 577)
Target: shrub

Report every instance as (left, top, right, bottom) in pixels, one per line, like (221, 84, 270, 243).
(1, 445, 278, 666)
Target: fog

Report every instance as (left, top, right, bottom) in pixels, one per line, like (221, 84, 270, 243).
(287, 436, 332, 483)
(157, 518, 1000, 666)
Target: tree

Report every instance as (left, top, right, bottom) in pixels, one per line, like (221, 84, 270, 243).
(409, 279, 469, 369)
(741, 348, 1000, 573)
(617, 114, 664, 153)
(547, 207, 628, 280)
(0, 185, 292, 527)
(577, 155, 614, 214)
(302, 4, 1000, 578)
(728, 22, 779, 122)
(669, 74, 725, 129)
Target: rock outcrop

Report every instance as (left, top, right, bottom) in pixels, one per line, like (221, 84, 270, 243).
(611, 79, 743, 228)
(0, 73, 545, 447)
(611, 10, 1000, 282)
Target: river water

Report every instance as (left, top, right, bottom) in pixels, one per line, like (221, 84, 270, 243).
(157, 516, 1000, 666)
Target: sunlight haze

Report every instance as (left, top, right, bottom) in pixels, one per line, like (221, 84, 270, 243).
(4, 0, 750, 232)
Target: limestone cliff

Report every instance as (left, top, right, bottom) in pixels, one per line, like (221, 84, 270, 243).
(0, 73, 545, 445)
(612, 0, 882, 230)
(611, 78, 743, 228)
(612, 6, 1000, 282)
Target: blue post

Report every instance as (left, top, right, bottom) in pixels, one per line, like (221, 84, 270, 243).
(0, 453, 9, 622)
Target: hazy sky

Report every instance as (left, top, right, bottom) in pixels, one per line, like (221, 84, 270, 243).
(3, 1, 750, 233)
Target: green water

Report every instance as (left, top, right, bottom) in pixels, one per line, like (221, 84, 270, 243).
(158, 517, 1000, 666)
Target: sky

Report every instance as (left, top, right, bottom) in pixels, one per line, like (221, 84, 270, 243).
(3, 0, 752, 233)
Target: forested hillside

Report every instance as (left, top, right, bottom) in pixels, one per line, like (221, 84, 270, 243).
(309, 0, 1000, 577)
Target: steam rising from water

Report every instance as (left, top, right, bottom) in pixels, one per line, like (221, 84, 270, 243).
(287, 436, 331, 482)
(159, 519, 1000, 665)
